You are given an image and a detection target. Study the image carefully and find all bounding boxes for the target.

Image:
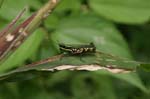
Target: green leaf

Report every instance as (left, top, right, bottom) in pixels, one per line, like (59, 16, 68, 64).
(89, 0, 150, 24)
(96, 71, 148, 92)
(54, 0, 81, 13)
(111, 73, 148, 93)
(140, 63, 150, 72)
(0, 14, 147, 93)
(0, 0, 42, 20)
(0, 52, 136, 80)
(0, 29, 45, 73)
(51, 14, 132, 59)
(49, 14, 146, 92)
(44, 14, 59, 29)
(0, 52, 147, 92)
(71, 73, 117, 99)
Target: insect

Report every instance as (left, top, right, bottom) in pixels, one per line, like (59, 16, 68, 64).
(59, 42, 96, 55)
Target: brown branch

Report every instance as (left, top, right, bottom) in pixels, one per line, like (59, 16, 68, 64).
(26, 54, 64, 67)
(0, 0, 60, 61)
(0, 7, 26, 37)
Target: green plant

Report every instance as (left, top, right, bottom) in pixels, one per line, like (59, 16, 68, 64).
(0, 0, 150, 99)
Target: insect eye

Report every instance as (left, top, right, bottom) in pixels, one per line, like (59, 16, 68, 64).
(72, 49, 76, 51)
(90, 42, 96, 47)
(90, 42, 94, 46)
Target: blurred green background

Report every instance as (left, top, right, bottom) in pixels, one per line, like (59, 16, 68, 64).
(0, 0, 150, 99)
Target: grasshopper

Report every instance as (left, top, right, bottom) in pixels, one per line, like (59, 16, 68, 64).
(59, 42, 96, 55)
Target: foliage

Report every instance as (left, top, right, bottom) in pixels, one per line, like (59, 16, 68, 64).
(89, 0, 150, 24)
(0, 0, 150, 99)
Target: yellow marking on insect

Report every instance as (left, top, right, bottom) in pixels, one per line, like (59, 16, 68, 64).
(59, 42, 96, 55)
(89, 48, 94, 51)
(84, 48, 89, 51)
(5, 34, 14, 42)
(80, 48, 84, 51)
(77, 48, 84, 53)
(72, 48, 77, 51)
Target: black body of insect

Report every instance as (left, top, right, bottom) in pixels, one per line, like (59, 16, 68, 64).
(59, 42, 96, 55)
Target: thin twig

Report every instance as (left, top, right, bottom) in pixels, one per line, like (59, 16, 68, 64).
(26, 54, 63, 67)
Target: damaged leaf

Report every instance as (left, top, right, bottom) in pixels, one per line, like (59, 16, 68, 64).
(0, 52, 139, 81)
(0, 51, 148, 92)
